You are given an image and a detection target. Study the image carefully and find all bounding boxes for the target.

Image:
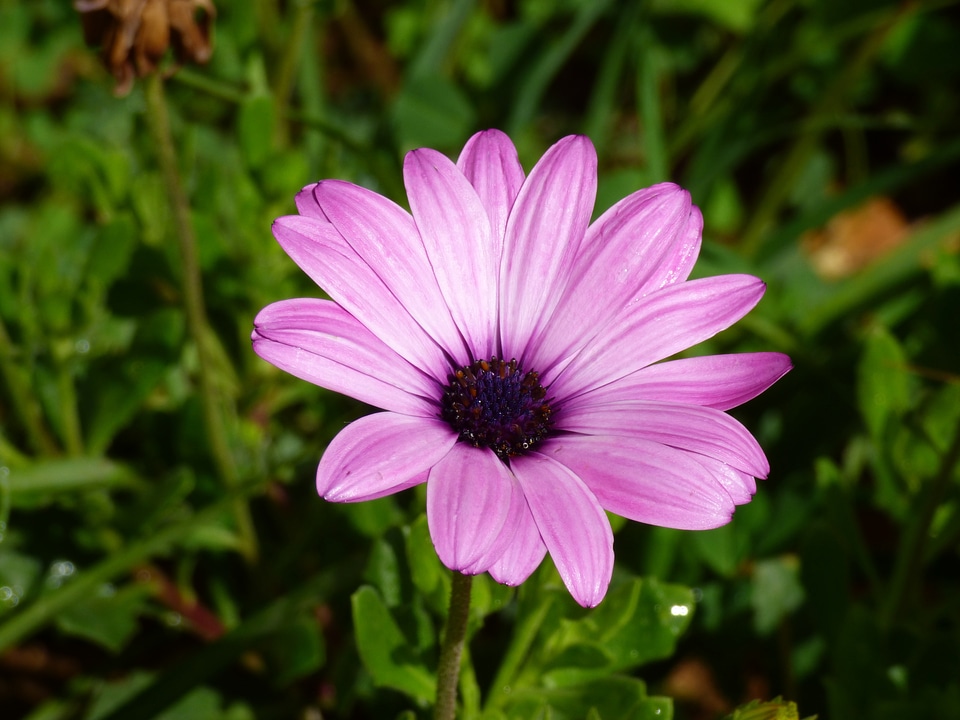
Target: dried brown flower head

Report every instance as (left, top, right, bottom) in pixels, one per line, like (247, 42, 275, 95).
(75, 0, 216, 95)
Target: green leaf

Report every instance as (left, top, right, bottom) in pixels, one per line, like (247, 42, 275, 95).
(751, 556, 805, 635)
(337, 496, 404, 538)
(542, 578, 694, 686)
(238, 94, 277, 169)
(350, 585, 436, 704)
(692, 523, 743, 577)
(87, 214, 138, 287)
(405, 514, 444, 599)
(86, 359, 167, 456)
(504, 676, 672, 720)
(723, 696, 810, 720)
(391, 73, 475, 151)
(652, 0, 764, 32)
(0, 549, 42, 615)
(55, 582, 153, 652)
(857, 325, 911, 440)
(261, 611, 326, 685)
(7, 457, 145, 508)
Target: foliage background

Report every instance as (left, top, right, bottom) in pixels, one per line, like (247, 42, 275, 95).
(2, 0, 960, 718)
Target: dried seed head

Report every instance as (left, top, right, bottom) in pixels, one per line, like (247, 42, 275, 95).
(75, 0, 216, 96)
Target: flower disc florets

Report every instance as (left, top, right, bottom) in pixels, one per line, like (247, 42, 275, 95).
(441, 357, 553, 461)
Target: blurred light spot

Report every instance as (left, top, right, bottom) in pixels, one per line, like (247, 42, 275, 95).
(670, 605, 690, 617)
(75, 339, 91, 354)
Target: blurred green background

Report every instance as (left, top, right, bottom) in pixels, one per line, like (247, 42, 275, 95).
(1, 0, 959, 718)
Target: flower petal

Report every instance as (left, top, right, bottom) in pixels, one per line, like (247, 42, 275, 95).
(426, 444, 523, 574)
(511, 452, 613, 607)
(529, 183, 698, 372)
(311, 180, 470, 364)
(642, 202, 703, 292)
(272, 214, 451, 380)
(690, 454, 757, 505)
(540, 434, 737, 530)
(294, 182, 326, 218)
(253, 298, 439, 416)
(558, 400, 769, 478)
(499, 135, 597, 362)
(549, 274, 766, 399)
(405, 149, 499, 358)
(488, 500, 547, 587)
(573, 352, 792, 411)
(317, 413, 456, 502)
(457, 129, 525, 248)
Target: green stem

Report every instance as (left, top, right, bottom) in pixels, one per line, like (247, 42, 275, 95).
(485, 593, 555, 711)
(56, 364, 84, 457)
(143, 74, 258, 562)
(435, 572, 473, 720)
(272, 0, 314, 148)
(881, 417, 960, 628)
(0, 317, 58, 456)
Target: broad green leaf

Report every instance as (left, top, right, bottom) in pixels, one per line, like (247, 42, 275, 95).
(261, 611, 326, 685)
(692, 523, 742, 577)
(751, 556, 805, 635)
(542, 578, 694, 686)
(88, 674, 238, 720)
(857, 325, 911, 440)
(337, 496, 405, 538)
(391, 73, 475, 151)
(405, 513, 444, 599)
(0, 549, 42, 615)
(350, 585, 435, 704)
(504, 676, 672, 720)
(87, 214, 138, 287)
(55, 582, 153, 652)
(86, 359, 166, 455)
(364, 531, 406, 607)
(238, 94, 277, 169)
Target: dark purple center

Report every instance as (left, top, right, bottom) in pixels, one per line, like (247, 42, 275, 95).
(441, 357, 553, 462)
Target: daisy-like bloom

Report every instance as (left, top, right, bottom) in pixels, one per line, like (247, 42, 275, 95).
(252, 130, 791, 607)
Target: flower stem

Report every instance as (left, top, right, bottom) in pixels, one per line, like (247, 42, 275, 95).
(143, 73, 258, 562)
(435, 572, 473, 720)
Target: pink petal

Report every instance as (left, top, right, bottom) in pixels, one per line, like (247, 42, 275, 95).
(405, 149, 499, 358)
(642, 203, 703, 292)
(574, 352, 792, 411)
(317, 413, 456, 502)
(488, 499, 547, 587)
(272, 215, 451, 380)
(253, 299, 439, 416)
(691, 454, 757, 505)
(312, 180, 470, 364)
(294, 183, 326, 218)
(529, 183, 698, 373)
(511, 452, 613, 607)
(426, 444, 523, 574)
(457, 129, 525, 248)
(557, 400, 769, 478)
(549, 274, 766, 399)
(539, 435, 736, 530)
(499, 136, 597, 363)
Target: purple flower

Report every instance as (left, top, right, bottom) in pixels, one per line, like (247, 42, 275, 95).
(252, 130, 791, 607)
